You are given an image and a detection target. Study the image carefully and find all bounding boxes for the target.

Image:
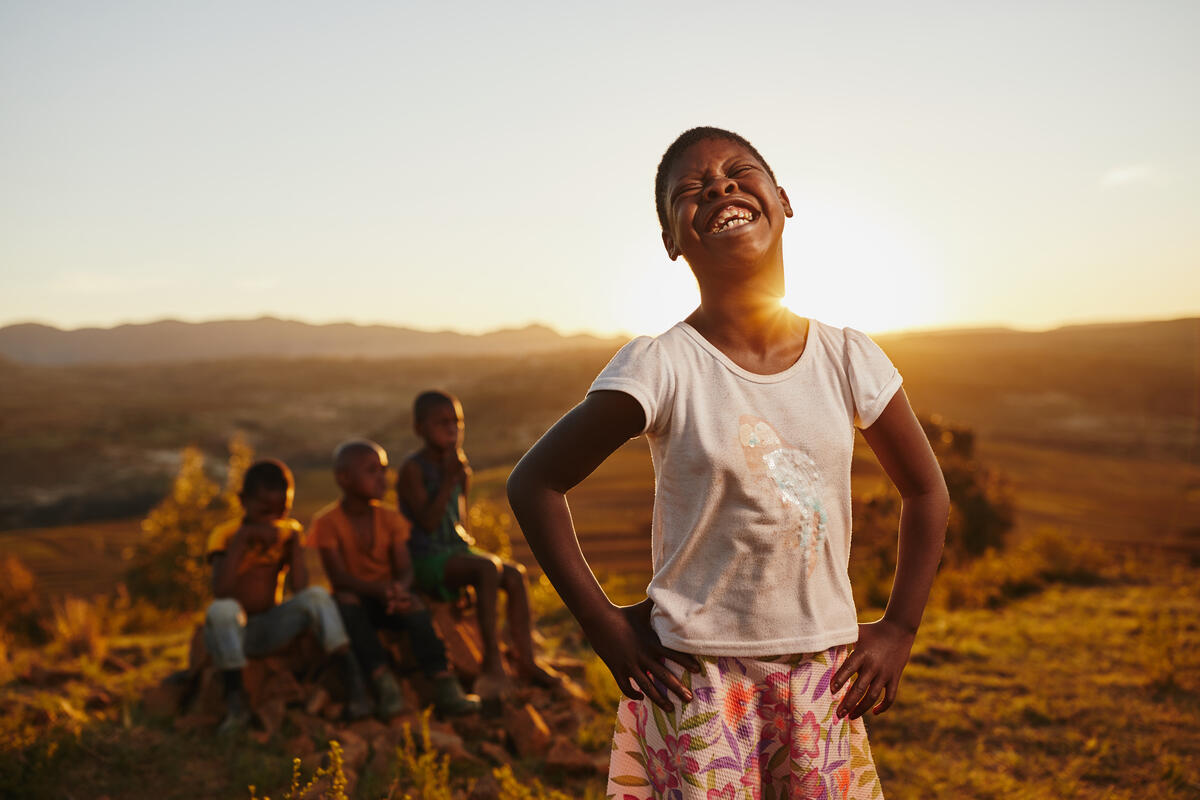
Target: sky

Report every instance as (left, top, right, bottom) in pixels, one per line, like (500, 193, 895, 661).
(1, 1, 1198, 336)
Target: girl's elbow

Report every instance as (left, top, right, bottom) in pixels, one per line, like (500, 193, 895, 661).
(506, 462, 535, 508)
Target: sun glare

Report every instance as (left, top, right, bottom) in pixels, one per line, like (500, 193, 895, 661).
(781, 200, 942, 333)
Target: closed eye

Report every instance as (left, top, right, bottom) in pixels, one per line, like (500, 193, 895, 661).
(670, 183, 702, 203)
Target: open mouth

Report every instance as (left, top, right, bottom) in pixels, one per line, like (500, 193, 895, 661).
(708, 204, 758, 234)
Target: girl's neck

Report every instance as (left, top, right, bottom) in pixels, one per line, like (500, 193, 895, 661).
(688, 284, 794, 351)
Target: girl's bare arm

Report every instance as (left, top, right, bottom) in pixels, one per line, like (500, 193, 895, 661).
(832, 388, 949, 719)
(507, 390, 700, 711)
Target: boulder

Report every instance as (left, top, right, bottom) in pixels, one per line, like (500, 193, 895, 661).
(502, 703, 551, 758)
(545, 735, 599, 773)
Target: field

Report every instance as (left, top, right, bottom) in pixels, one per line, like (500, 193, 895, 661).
(2, 547, 1197, 799)
(1, 317, 1198, 798)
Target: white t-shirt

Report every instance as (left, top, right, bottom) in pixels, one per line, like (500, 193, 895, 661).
(588, 319, 902, 656)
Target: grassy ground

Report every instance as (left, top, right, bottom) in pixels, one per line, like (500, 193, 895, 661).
(869, 571, 1200, 799)
(2, 555, 1196, 798)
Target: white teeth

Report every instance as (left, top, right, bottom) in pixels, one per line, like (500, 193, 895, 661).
(710, 205, 755, 233)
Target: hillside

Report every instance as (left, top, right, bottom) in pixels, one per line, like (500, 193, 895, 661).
(879, 317, 1199, 458)
(0, 318, 623, 365)
(0, 316, 1195, 531)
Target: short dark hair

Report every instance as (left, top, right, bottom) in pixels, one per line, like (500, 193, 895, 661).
(333, 439, 385, 473)
(654, 126, 777, 232)
(240, 459, 293, 497)
(413, 390, 458, 425)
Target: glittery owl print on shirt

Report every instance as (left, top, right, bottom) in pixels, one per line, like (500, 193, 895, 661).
(738, 415, 828, 573)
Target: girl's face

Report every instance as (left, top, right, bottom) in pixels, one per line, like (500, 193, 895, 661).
(660, 137, 792, 274)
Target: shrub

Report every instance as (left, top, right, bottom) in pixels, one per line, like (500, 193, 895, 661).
(48, 596, 107, 661)
(493, 764, 572, 800)
(249, 740, 349, 800)
(583, 651, 623, 713)
(124, 438, 251, 610)
(387, 708, 454, 800)
(467, 498, 515, 562)
(930, 526, 1117, 610)
(0, 555, 43, 643)
(851, 415, 1016, 610)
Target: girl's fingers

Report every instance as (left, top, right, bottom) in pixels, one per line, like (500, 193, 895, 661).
(618, 673, 644, 702)
(661, 646, 701, 674)
(633, 667, 674, 711)
(832, 649, 865, 693)
(850, 681, 884, 719)
(643, 655, 693, 704)
(873, 679, 898, 715)
(838, 671, 875, 717)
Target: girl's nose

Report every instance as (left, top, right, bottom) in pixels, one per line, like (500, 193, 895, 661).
(703, 176, 737, 200)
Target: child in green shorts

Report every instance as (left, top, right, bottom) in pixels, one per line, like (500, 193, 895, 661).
(397, 390, 557, 694)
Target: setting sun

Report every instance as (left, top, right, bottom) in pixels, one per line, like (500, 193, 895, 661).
(782, 199, 943, 333)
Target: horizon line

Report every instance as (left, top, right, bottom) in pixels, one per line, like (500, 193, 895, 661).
(1, 311, 1197, 340)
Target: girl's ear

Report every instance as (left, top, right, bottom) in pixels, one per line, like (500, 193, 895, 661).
(777, 186, 794, 218)
(661, 230, 681, 261)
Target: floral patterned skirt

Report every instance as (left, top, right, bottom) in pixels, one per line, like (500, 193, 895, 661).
(606, 646, 884, 800)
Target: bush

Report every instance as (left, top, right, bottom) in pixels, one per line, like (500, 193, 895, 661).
(467, 498, 514, 562)
(0, 555, 43, 643)
(851, 415, 1015, 610)
(124, 436, 253, 610)
(48, 596, 107, 661)
(930, 526, 1116, 610)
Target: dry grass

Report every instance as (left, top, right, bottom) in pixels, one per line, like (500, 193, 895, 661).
(48, 596, 108, 661)
(870, 574, 1200, 799)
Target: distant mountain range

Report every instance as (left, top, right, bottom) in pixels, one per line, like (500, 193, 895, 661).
(0, 318, 626, 365)
(1, 315, 1196, 368)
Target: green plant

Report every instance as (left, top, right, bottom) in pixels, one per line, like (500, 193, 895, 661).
(467, 498, 515, 562)
(582, 652, 623, 714)
(48, 596, 106, 661)
(124, 438, 252, 610)
(493, 764, 572, 800)
(248, 740, 349, 800)
(0, 555, 43, 643)
(392, 708, 453, 800)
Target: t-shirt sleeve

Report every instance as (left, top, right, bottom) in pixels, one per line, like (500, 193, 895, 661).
(843, 328, 903, 429)
(587, 336, 673, 436)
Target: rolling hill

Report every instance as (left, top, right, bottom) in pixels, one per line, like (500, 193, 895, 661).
(0, 317, 623, 365)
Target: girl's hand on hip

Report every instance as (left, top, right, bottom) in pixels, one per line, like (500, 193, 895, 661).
(586, 598, 701, 712)
(831, 618, 916, 719)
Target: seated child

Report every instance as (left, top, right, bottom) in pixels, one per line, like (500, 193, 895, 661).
(309, 439, 481, 717)
(204, 459, 371, 735)
(397, 391, 557, 692)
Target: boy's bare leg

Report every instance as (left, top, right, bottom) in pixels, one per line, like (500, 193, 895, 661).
(501, 562, 559, 687)
(443, 552, 507, 680)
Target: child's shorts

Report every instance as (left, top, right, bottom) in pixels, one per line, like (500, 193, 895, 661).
(607, 645, 884, 800)
(411, 545, 483, 601)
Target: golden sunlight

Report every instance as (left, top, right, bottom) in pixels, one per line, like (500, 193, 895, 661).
(782, 201, 943, 333)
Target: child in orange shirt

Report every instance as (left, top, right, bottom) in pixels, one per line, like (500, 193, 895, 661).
(308, 439, 480, 718)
